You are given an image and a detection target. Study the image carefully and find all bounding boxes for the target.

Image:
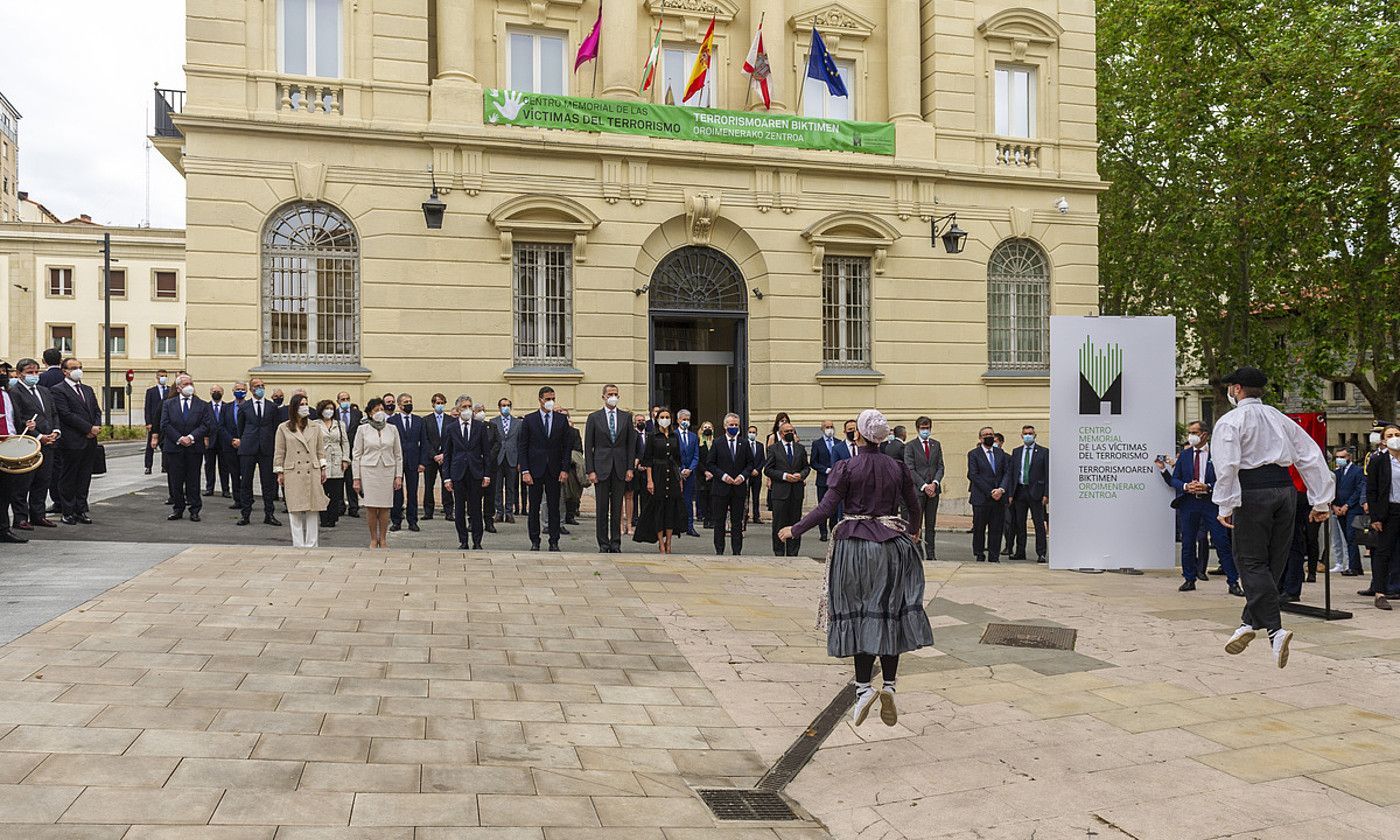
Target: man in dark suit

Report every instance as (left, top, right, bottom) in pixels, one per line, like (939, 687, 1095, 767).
(1332, 446, 1365, 575)
(143, 370, 171, 476)
(706, 413, 753, 556)
(517, 386, 570, 551)
(234, 378, 283, 526)
(158, 374, 213, 521)
(491, 397, 521, 523)
(478, 403, 499, 532)
(584, 384, 637, 553)
(968, 426, 1013, 562)
(49, 357, 102, 525)
(810, 420, 840, 542)
(202, 384, 234, 498)
(904, 416, 945, 560)
(764, 419, 810, 556)
(36, 349, 66, 515)
(422, 393, 454, 522)
(676, 410, 702, 537)
(335, 391, 362, 517)
(217, 383, 246, 510)
(442, 395, 491, 549)
(1160, 421, 1240, 594)
(880, 426, 907, 461)
(747, 425, 765, 524)
(1007, 425, 1050, 563)
(7, 359, 60, 531)
(389, 393, 428, 532)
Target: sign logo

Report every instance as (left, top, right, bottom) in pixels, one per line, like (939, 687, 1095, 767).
(1078, 337, 1123, 415)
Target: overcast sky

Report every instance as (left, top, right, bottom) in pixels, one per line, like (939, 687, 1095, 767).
(1, 2, 186, 228)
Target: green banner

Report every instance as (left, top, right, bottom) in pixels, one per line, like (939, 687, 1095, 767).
(485, 89, 895, 156)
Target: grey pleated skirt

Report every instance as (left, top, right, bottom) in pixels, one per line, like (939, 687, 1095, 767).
(826, 536, 935, 658)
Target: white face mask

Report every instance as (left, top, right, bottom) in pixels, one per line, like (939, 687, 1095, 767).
(68, 368, 83, 382)
(1371, 433, 1383, 446)
(1187, 434, 1202, 448)
(543, 399, 556, 412)
(372, 411, 388, 424)
(296, 404, 311, 418)
(657, 417, 671, 428)
(322, 408, 334, 419)
(823, 428, 834, 438)
(473, 411, 486, 423)
(1388, 437, 1400, 452)
(605, 395, 619, 408)
(158, 376, 168, 385)
(1227, 388, 1239, 407)
(180, 385, 195, 398)
(461, 406, 473, 418)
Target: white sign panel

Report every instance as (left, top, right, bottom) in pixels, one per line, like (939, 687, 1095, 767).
(1049, 316, 1177, 570)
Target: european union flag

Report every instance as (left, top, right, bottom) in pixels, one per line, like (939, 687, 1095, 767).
(806, 27, 848, 98)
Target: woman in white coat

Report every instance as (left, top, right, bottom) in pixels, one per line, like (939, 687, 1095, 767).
(273, 393, 329, 547)
(352, 397, 403, 548)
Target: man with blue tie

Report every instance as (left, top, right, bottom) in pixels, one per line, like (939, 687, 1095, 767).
(518, 386, 570, 551)
(422, 393, 454, 522)
(810, 420, 840, 542)
(764, 419, 810, 556)
(491, 397, 520, 524)
(1331, 446, 1365, 576)
(706, 414, 753, 556)
(158, 374, 213, 521)
(143, 369, 170, 475)
(1161, 420, 1241, 595)
(203, 384, 235, 499)
(389, 393, 427, 532)
(676, 409, 702, 537)
(220, 383, 246, 509)
(234, 378, 283, 527)
(967, 426, 1014, 562)
(584, 384, 637, 553)
(442, 395, 491, 550)
(1008, 425, 1050, 563)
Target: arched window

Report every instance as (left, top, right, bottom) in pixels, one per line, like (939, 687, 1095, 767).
(987, 239, 1049, 370)
(649, 246, 747, 313)
(262, 202, 360, 365)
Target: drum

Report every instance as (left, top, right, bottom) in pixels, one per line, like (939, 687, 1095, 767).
(0, 435, 43, 475)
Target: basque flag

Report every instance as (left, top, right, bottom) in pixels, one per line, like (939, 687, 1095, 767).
(806, 27, 847, 98)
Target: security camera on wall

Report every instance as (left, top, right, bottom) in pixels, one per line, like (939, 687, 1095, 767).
(1055, 197, 1070, 215)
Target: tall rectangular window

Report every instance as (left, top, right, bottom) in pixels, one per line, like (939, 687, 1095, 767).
(994, 64, 1036, 138)
(154, 328, 179, 357)
(101, 268, 127, 299)
(155, 270, 179, 300)
(513, 243, 572, 365)
(49, 267, 73, 297)
(822, 256, 872, 369)
(49, 325, 74, 354)
(662, 46, 716, 107)
(507, 30, 566, 95)
(281, 0, 341, 77)
(803, 59, 855, 120)
(104, 387, 126, 412)
(102, 326, 127, 356)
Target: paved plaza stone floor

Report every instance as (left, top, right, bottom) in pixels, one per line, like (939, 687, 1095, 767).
(1, 541, 1400, 839)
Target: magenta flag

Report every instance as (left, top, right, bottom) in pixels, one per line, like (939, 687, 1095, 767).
(575, 6, 601, 71)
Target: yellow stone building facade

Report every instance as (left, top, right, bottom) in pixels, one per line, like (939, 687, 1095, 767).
(163, 0, 1101, 446)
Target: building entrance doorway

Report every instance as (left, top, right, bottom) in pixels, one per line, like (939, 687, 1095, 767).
(647, 246, 748, 427)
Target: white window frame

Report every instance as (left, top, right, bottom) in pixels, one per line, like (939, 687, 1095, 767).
(513, 242, 573, 366)
(661, 44, 717, 108)
(802, 58, 855, 120)
(821, 255, 872, 369)
(279, 0, 343, 78)
(48, 324, 75, 355)
(154, 327, 180, 358)
(48, 267, 74, 298)
(994, 63, 1037, 138)
(505, 29, 568, 95)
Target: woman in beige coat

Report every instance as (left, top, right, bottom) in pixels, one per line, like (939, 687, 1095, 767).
(352, 397, 403, 549)
(274, 393, 329, 548)
(317, 398, 351, 529)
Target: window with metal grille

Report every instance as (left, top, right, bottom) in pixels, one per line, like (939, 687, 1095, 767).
(822, 255, 872, 368)
(987, 239, 1049, 370)
(513, 243, 572, 365)
(261, 202, 360, 365)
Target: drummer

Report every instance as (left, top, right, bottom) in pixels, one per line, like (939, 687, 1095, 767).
(0, 378, 35, 544)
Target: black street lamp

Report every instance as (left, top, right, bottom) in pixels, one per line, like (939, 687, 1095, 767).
(422, 167, 446, 230)
(930, 213, 969, 254)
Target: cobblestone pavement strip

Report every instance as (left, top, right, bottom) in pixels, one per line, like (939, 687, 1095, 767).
(4, 544, 1400, 838)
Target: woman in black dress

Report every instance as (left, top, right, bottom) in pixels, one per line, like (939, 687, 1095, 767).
(634, 407, 687, 553)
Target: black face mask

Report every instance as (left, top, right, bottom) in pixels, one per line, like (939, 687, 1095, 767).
(636, 422, 645, 430)
(401, 404, 414, 414)
(982, 435, 996, 447)
(272, 397, 284, 406)
(703, 430, 713, 437)
(783, 432, 795, 443)
(845, 430, 856, 441)
(211, 393, 223, 402)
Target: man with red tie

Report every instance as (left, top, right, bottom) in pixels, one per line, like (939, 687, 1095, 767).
(49, 358, 103, 525)
(1158, 420, 1241, 595)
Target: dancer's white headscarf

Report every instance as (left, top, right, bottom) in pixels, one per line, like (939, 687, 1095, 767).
(856, 408, 890, 444)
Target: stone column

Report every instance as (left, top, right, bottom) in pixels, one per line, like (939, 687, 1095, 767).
(886, 0, 921, 121)
(751, 0, 787, 111)
(437, 0, 475, 82)
(600, 0, 638, 99)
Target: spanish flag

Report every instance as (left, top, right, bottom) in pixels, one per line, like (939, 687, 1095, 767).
(683, 16, 716, 104)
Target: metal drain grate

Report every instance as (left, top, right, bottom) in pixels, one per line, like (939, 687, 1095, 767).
(980, 622, 1077, 650)
(697, 788, 801, 821)
(757, 683, 856, 791)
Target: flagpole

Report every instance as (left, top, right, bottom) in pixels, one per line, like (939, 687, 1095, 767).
(592, 0, 600, 96)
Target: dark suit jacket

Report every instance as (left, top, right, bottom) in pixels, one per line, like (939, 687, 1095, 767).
(967, 446, 1013, 505)
(235, 399, 282, 458)
(880, 439, 906, 461)
(706, 435, 753, 496)
(389, 412, 428, 469)
(585, 407, 638, 481)
(1368, 454, 1398, 525)
(517, 410, 570, 478)
(1335, 463, 1364, 509)
(424, 410, 451, 461)
(159, 396, 213, 454)
(215, 401, 243, 451)
(442, 417, 490, 483)
(764, 441, 811, 502)
(8, 381, 59, 438)
(833, 438, 859, 466)
(747, 439, 765, 478)
(205, 401, 233, 449)
(811, 436, 839, 488)
(1170, 447, 1221, 511)
(37, 366, 65, 388)
(904, 436, 946, 492)
(1009, 443, 1050, 500)
(49, 380, 101, 449)
(144, 384, 171, 430)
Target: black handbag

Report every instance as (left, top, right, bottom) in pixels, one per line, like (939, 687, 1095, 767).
(92, 444, 107, 476)
(1354, 514, 1377, 548)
